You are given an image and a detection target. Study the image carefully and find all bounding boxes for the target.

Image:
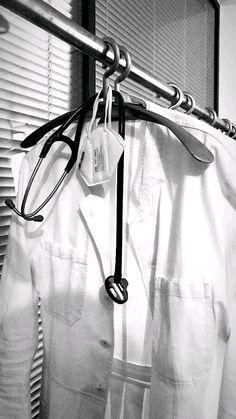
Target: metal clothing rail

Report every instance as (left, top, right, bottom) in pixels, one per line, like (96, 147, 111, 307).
(0, 0, 235, 137)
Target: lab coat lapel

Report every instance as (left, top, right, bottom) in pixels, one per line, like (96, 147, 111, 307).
(80, 192, 111, 279)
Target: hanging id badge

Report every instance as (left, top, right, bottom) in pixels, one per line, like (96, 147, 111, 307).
(79, 87, 125, 186)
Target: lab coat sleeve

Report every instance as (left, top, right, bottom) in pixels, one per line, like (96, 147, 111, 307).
(0, 155, 39, 419)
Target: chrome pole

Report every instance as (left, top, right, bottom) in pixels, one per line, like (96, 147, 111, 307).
(0, 0, 233, 134)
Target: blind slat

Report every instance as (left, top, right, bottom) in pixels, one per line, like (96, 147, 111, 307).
(1, 70, 69, 96)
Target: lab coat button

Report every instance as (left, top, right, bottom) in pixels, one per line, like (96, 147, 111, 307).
(96, 383, 105, 394)
(100, 339, 111, 348)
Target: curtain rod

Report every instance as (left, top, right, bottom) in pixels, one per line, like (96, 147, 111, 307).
(0, 0, 234, 137)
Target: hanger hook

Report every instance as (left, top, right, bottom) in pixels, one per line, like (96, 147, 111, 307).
(101, 37, 120, 98)
(205, 107, 217, 126)
(168, 83, 184, 110)
(222, 118, 233, 136)
(183, 91, 196, 115)
(114, 45, 132, 92)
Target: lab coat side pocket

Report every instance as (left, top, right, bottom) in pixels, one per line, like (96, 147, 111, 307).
(153, 277, 214, 386)
(41, 241, 87, 326)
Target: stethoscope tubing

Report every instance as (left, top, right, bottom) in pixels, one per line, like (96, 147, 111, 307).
(6, 89, 129, 303)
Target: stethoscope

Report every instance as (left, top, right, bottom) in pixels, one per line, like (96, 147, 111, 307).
(6, 38, 131, 305)
(5, 95, 96, 222)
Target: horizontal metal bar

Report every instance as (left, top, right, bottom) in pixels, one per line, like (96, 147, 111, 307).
(0, 0, 234, 135)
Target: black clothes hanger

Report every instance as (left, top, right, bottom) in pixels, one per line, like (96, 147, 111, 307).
(20, 99, 214, 165)
(20, 100, 214, 163)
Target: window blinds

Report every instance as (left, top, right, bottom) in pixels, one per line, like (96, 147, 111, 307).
(95, 0, 216, 108)
(0, 2, 72, 418)
(0, 0, 71, 281)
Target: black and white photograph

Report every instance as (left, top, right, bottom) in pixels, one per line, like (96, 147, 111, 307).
(0, 1, 235, 418)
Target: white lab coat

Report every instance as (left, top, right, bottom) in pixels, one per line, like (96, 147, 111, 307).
(0, 105, 236, 419)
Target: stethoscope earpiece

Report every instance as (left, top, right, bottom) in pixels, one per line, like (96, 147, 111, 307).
(5, 199, 44, 222)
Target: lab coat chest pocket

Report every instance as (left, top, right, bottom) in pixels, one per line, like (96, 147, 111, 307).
(153, 278, 214, 386)
(41, 241, 87, 326)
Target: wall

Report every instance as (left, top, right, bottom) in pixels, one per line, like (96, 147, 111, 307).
(218, 0, 236, 122)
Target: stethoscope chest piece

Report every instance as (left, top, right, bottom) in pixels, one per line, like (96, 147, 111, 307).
(105, 276, 128, 304)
